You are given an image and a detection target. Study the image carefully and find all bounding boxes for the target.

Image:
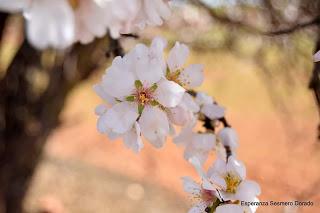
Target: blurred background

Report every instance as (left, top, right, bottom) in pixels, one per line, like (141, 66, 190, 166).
(1, 0, 320, 212)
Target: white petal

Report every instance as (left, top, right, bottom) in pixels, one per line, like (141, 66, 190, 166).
(226, 156, 246, 180)
(97, 113, 109, 133)
(201, 104, 225, 119)
(139, 106, 169, 148)
(131, 43, 164, 84)
(181, 176, 201, 195)
(104, 102, 139, 134)
(102, 56, 135, 99)
(193, 133, 216, 151)
(184, 146, 208, 166)
(173, 121, 195, 146)
(179, 64, 204, 88)
(235, 180, 261, 201)
(168, 105, 192, 126)
(189, 157, 216, 190)
(314, 50, 320, 62)
(95, 104, 108, 116)
(188, 201, 208, 213)
(180, 93, 200, 113)
(93, 84, 116, 105)
(207, 157, 227, 178)
(150, 36, 167, 54)
(155, 79, 185, 108)
(167, 42, 189, 71)
(216, 204, 243, 213)
(123, 122, 144, 153)
(25, 0, 75, 49)
(144, 0, 171, 26)
(208, 173, 227, 190)
(218, 127, 238, 149)
(195, 92, 213, 105)
(0, 0, 30, 12)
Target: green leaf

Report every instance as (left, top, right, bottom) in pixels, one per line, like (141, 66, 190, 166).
(150, 83, 158, 92)
(125, 96, 135, 102)
(138, 104, 145, 115)
(135, 80, 143, 89)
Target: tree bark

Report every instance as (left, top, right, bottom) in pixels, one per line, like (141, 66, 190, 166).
(0, 31, 112, 212)
(309, 34, 320, 140)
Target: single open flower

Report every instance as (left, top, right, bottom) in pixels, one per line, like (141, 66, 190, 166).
(94, 37, 186, 151)
(207, 156, 261, 202)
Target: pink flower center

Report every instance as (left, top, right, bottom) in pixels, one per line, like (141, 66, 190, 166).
(134, 87, 154, 106)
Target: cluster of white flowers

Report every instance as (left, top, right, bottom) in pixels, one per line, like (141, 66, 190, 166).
(94, 36, 261, 212)
(0, 0, 171, 49)
(94, 36, 205, 152)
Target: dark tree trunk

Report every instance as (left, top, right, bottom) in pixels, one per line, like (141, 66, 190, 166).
(0, 24, 113, 211)
(309, 34, 320, 140)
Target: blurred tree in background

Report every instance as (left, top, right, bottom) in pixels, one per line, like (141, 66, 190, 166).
(0, 0, 320, 212)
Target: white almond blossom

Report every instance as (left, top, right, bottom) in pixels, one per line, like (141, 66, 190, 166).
(196, 92, 225, 120)
(218, 128, 238, 149)
(0, 0, 172, 48)
(165, 41, 205, 126)
(174, 121, 216, 165)
(94, 37, 186, 152)
(207, 156, 261, 204)
(182, 176, 220, 213)
(183, 157, 260, 213)
(168, 92, 199, 126)
(0, 0, 75, 49)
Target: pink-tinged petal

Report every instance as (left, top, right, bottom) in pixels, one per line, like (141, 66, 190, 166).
(226, 156, 246, 180)
(139, 106, 169, 148)
(235, 180, 261, 201)
(201, 104, 225, 119)
(181, 176, 201, 195)
(179, 64, 204, 88)
(25, 0, 75, 49)
(167, 42, 189, 71)
(123, 122, 144, 153)
(313, 50, 320, 62)
(155, 79, 185, 107)
(104, 102, 139, 134)
(216, 204, 243, 213)
(218, 127, 238, 149)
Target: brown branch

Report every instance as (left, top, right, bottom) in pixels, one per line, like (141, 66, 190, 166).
(191, 0, 320, 36)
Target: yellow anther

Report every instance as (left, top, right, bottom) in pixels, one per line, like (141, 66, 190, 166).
(224, 173, 241, 194)
(68, 0, 79, 9)
(139, 92, 149, 105)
